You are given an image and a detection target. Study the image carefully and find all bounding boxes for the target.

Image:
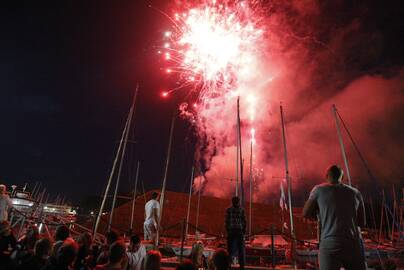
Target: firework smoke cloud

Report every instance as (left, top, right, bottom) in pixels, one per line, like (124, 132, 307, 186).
(160, 0, 404, 200)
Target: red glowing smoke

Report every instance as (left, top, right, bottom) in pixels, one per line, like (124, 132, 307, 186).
(163, 1, 404, 200)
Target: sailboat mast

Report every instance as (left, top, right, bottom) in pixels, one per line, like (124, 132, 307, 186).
(108, 87, 138, 231)
(236, 98, 239, 197)
(185, 166, 195, 239)
(157, 111, 176, 245)
(378, 190, 385, 242)
(130, 161, 140, 231)
(332, 105, 352, 186)
(391, 185, 397, 242)
(280, 105, 295, 239)
(238, 97, 245, 206)
(249, 141, 253, 237)
(93, 107, 130, 238)
(195, 174, 202, 238)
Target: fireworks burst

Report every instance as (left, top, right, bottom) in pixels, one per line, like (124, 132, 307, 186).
(159, 0, 269, 195)
(162, 1, 264, 103)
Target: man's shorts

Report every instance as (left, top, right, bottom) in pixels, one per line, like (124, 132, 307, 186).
(144, 220, 157, 240)
(319, 238, 366, 270)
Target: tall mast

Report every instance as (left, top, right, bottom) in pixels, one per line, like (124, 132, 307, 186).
(332, 105, 352, 186)
(108, 87, 138, 231)
(249, 141, 253, 237)
(391, 184, 397, 242)
(280, 105, 295, 240)
(238, 97, 245, 206)
(195, 175, 202, 238)
(378, 189, 385, 243)
(130, 161, 141, 231)
(157, 111, 176, 245)
(93, 104, 131, 238)
(235, 98, 239, 197)
(185, 166, 195, 239)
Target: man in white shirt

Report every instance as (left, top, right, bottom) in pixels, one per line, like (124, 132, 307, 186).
(0, 184, 13, 222)
(144, 192, 160, 245)
(126, 234, 146, 270)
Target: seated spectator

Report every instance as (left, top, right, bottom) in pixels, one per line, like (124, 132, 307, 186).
(211, 249, 230, 270)
(190, 242, 207, 270)
(18, 225, 39, 251)
(0, 220, 17, 269)
(127, 234, 146, 270)
(97, 231, 119, 265)
(43, 239, 79, 270)
(17, 238, 51, 270)
(47, 240, 65, 268)
(74, 232, 93, 270)
(90, 244, 100, 268)
(12, 225, 40, 268)
(95, 241, 127, 270)
(176, 259, 196, 270)
(143, 250, 161, 270)
(55, 225, 70, 242)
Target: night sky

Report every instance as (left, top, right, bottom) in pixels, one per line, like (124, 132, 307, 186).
(1, 1, 403, 204)
(0, 1, 195, 203)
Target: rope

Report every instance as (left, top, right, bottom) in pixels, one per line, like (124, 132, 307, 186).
(187, 223, 224, 239)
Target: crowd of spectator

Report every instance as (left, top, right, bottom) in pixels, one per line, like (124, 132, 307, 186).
(0, 221, 231, 270)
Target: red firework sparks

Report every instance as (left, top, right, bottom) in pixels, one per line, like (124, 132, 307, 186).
(159, 0, 270, 194)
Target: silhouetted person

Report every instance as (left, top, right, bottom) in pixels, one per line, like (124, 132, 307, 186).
(225, 196, 246, 270)
(43, 240, 78, 270)
(144, 192, 160, 245)
(143, 250, 161, 270)
(17, 238, 51, 270)
(176, 259, 195, 270)
(0, 220, 17, 269)
(211, 249, 230, 270)
(74, 232, 93, 270)
(97, 231, 119, 265)
(303, 165, 366, 270)
(13, 225, 40, 268)
(55, 225, 70, 242)
(95, 241, 127, 270)
(190, 242, 207, 270)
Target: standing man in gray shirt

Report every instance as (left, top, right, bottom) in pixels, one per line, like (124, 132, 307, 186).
(303, 165, 366, 270)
